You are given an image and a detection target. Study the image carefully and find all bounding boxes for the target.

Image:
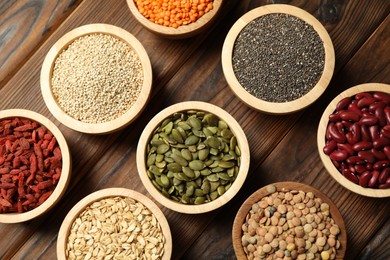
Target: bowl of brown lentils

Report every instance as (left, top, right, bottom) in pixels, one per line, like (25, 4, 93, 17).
(57, 188, 172, 260)
(41, 23, 152, 134)
(0, 109, 71, 223)
(136, 101, 250, 214)
(232, 182, 347, 259)
(222, 4, 335, 114)
(126, 0, 223, 39)
(318, 83, 390, 197)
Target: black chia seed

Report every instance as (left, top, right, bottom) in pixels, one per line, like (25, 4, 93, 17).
(232, 13, 325, 103)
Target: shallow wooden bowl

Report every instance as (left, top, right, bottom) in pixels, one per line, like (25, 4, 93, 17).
(222, 4, 335, 114)
(318, 83, 390, 197)
(136, 101, 250, 214)
(57, 188, 172, 260)
(41, 23, 152, 134)
(232, 182, 347, 259)
(126, 0, 223, 39)
(0, 109, 71, 223)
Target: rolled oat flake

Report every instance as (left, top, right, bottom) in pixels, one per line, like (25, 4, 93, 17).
(232, 13, 325, 103)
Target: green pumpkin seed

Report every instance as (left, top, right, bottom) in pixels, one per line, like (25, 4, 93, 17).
(206, 136, 221, 149)
(207, 174, 219, 182)
(211, 167, 224, 173)
(210, 191, 219, 200)
(189, 160, 205, 171)
(192, 129, 206, 137)
(168, 186, 175, 194)
(225, 183, 232, 191)
(147, 170, 154, 179)
(218, 120, 228, 129)
(235, 145, 241, 156)
(175, 184, 184, 193)
(194, 196, 206, 205)
(161, 118, 171, 128)
(181, 149, 192, 161)
(197, 142, 206, 150)
(172, 129, 184, 143)
(202, 127, 213, 137)
(186, 181, 197, 189)
(188, 117, 202, 130)
(210, 148, 219, 156)
(204, 113, 219, 126)
(218, 161, 235, 168)
(147, 153, 156, 166)
(194, 189, 204, 197)
(149, 165, 162, 176)
(210, 181, 220, 192)
(164, 157, 174, 163)
(209, 161, 219, 168)
(194, 170, 201, 179)
(156, 154, 164, 163)
(155, 161, 167, 168)
(155, 177, 164, 188)
(178, 172, 190, 181)
(227, 167, 235, 177)
(222, 154, 235, 161)
(176, 126, 187, 139)
(217, 173, 231, 181)
(200, 168, 212, 176)
(185, 135, 199, 146)
(195, 178, 202, 187)
(152, 180, 162, 191)
(192, 151, 198, 160)
(171, 153, 188, 166)
(188, 145, 197, 153)
(230, 136, 237, 151)
(181, 194, 190, 204)
(182, 166, 195, 178)
(163, 121, 173, 134)
(167, 163, 181, 172)
(221, 129, 233, 139)
(160, 174, 171, 188)
(167, 171, 174, 178)
(210, 154, 223, 161)
(186, 185, 195, 197)
(198, 149, 209, 161)
(201, 180, 211, 194)
(178, 121, 191, 130)
(171, 196, 179, 202)
(173, 177, 182, 186)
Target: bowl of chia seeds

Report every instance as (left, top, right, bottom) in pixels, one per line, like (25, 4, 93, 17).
(41, 24, 152, 134)
(136, 101, 250, 214)
(222, 4, 335, 114)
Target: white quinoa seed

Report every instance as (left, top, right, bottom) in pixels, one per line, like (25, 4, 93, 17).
(51, 33, 143, 123)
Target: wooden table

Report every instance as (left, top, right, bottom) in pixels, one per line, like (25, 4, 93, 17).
(0, 0, 389, 259)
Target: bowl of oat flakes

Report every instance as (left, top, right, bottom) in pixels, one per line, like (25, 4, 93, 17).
(41, 24, 152, 134)
(232, 182, 346, 259)
(57, 188, 172, 260)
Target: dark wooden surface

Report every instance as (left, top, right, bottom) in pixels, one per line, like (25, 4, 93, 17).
(0, 0, 389, 259)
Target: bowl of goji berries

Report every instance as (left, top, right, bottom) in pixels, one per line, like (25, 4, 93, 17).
(0, 109, 71, 223)
(318, 83, 390, 197)
(126, 0, 223, 39)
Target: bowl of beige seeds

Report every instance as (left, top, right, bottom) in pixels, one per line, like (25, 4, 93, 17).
(57, 188, 172, 260)
(41, 24, 152, 134)
(136, 101, 250, 214)
(232, 182, 347, 259)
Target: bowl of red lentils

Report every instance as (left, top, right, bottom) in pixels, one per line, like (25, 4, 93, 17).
(136, 101, 250, 214)
(222, 4, 335, 114)
(41, 23, 152, 134)
(232, 182, 347, 259)
(318, 83, 390, 197)
(127, 0, 223, 38)
(0, 109, 71, 223)
(57, 188, 172, 260)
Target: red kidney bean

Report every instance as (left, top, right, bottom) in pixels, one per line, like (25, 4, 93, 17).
(358, 151, 376, 163)
(346, 123, 361, 144)
(385, 107, 390, 124)
(329, 113, 341, 122)
(371, 148, 387, 160)
(341, 120, 353, 128)
(373, 160, 390, 170)
(379, 168, 390, 184)
(375, 107, 387, 126)
(326, 123, 333, 140)
(343, 169, 358, 184)
(369, 125, 380, 140)
(368, 170, 380, 188)
(373, 92, 390, 104)
(381, 127, 390, 139)
(352, 141, 373, 151)
(346, 156, 364, 165)
(349, 164, 356, 173)
(332, 160, 340, 168)
(323, 140, 337, 155)
(361, 125, 371, 141)
(357, 96, 376, 108)
(359, 171, 372, 187)
(373, 137, 390, 149)
(384, 146, 390, 160)
(355, 165, 366, 174)
(348, 103, 363, 116)
(336, 122, 345, 134)
(369, 101, 387, 112)
(337, 143, 354, 155)
(330, 150, 349, 161)
(356, 92, 372, 100)
(336, 97, 352, 111)
(359, 115, 378, 126)
(378, 182, 390, 189)
(339, 111, 361, 122)
(366, 163, 373, 171)
(329, 124, 346, 143)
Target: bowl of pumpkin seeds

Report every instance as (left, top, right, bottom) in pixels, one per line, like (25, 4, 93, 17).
(136, 101, 250, 214)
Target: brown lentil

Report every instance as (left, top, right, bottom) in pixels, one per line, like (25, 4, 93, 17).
(241, 185, 341, 260)
(134, 0, 214, 28)
(232, 13, 325, 103)
(52, 33, 143, 123)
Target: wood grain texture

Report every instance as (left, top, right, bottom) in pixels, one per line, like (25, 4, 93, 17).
(0, 0, 82, 86)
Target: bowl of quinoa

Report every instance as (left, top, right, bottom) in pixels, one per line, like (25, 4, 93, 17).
(41, 23, 152, 134)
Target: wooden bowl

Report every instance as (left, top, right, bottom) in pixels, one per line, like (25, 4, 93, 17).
(0, 109, 71, 223)
(126, 0, 223, 39)
(232, 182, 347, 259)
(41, 23, 152, 134)
(222, 4, 335, 114)
(136, 101, 250, 214)
(57, 188, 172, 260)
(318, 83, 390, 197)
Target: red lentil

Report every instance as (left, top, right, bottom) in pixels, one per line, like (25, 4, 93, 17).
(0, 118, 62, 213)
(134, 0, 214, 28)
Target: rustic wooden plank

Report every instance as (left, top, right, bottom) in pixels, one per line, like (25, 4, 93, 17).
(180, 1, 390, 260)
(0, 0, 83, 86)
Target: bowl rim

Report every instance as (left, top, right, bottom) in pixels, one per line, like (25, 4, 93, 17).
(40, 23, 153, 134)
(232, 181, 347, 259)
(0, 109, 71, 223)
(56, 187, 172, 260)
(126, 0, 224, 38)
(317, 83, 390, 197)
(136, 101, 250, 214)
(221, 4, 335, 114)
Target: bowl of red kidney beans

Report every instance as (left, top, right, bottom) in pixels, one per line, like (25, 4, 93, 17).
(0, 109, 71, 223)
(317, 83, 390, 197)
